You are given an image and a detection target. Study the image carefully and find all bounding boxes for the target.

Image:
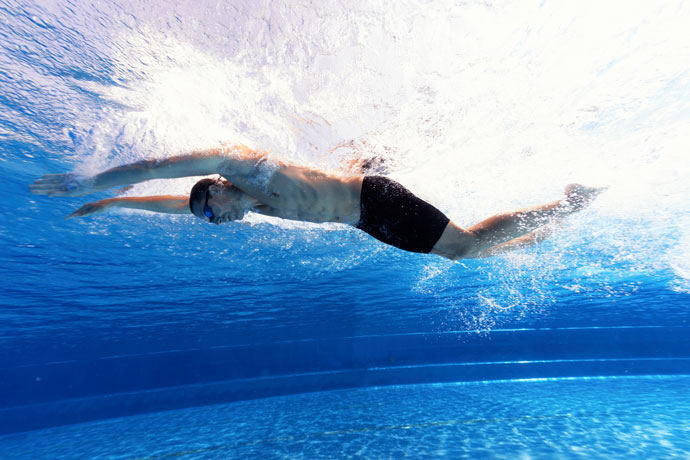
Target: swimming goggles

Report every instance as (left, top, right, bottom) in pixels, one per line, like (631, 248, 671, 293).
(203, 189, 214, 222)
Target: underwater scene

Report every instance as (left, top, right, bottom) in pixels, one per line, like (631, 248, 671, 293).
(1, 0, 690, 458)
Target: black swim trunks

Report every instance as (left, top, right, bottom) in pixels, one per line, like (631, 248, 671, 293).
(356, 176, 450, 254)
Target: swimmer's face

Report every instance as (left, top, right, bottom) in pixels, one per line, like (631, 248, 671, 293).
(193, 182, 249, 225)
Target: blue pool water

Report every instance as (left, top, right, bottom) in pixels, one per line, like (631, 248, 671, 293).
(2, 0, 690, 458)
(3, 376, 690, 459)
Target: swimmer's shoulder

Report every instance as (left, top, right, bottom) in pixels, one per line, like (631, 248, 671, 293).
(215, 144, 274, 176)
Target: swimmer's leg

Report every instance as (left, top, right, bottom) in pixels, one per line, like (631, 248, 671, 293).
(430, 184, 605, 260)
(471, 219, 563, 258)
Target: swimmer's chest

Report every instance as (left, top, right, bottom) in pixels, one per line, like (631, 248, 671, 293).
(265, 167, 335, 208)
(237, 166, 352, 222)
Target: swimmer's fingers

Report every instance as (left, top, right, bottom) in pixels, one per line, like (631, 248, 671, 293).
(66, 204, 98, 219)
(30, 173, 95, 197)
(30, 174, 72, 189)
(29, 185, 72, 196)
(65, 200, 111, 219)
(30, 176, 63, 193)
(30, 187, 79, 197)
(32, 173, 69, 183)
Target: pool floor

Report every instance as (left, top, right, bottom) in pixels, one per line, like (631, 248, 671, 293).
(1, 375, 689, 459)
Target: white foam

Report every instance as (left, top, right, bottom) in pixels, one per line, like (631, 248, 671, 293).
(60, 0, 690, 295)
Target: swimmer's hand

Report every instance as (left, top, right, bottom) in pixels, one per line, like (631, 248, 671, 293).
(30, 173, 95, 197)
(65, 198, 114, 219)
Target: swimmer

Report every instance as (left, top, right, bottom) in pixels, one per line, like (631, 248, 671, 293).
(30, 145, 605, 259)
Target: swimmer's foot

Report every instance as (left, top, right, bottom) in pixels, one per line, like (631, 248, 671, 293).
(563, 183, 608, 211)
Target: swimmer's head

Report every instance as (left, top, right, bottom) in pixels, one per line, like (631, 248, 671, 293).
(189, 178, 254, 225)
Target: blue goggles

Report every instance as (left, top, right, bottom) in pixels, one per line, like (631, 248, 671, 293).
(203, 189, 214, 221)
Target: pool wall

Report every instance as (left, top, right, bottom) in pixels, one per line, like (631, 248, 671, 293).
(3, 322, 690, 435)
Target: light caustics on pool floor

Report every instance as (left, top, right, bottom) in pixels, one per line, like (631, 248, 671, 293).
(1, 375, 690, 459)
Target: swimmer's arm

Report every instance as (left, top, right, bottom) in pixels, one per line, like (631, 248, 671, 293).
(66, 196, 190, 219)
(31, 145, 262, 197)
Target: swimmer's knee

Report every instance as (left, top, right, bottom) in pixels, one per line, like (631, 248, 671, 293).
(453, 235, 484, 260)
(431, 223, 480, 260)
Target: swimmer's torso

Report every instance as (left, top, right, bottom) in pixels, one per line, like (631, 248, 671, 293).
(222, 155, 362, 225)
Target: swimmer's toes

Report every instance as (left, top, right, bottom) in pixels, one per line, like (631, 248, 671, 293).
(565, 183, 608, 199)
(563, 183, 607, 210)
